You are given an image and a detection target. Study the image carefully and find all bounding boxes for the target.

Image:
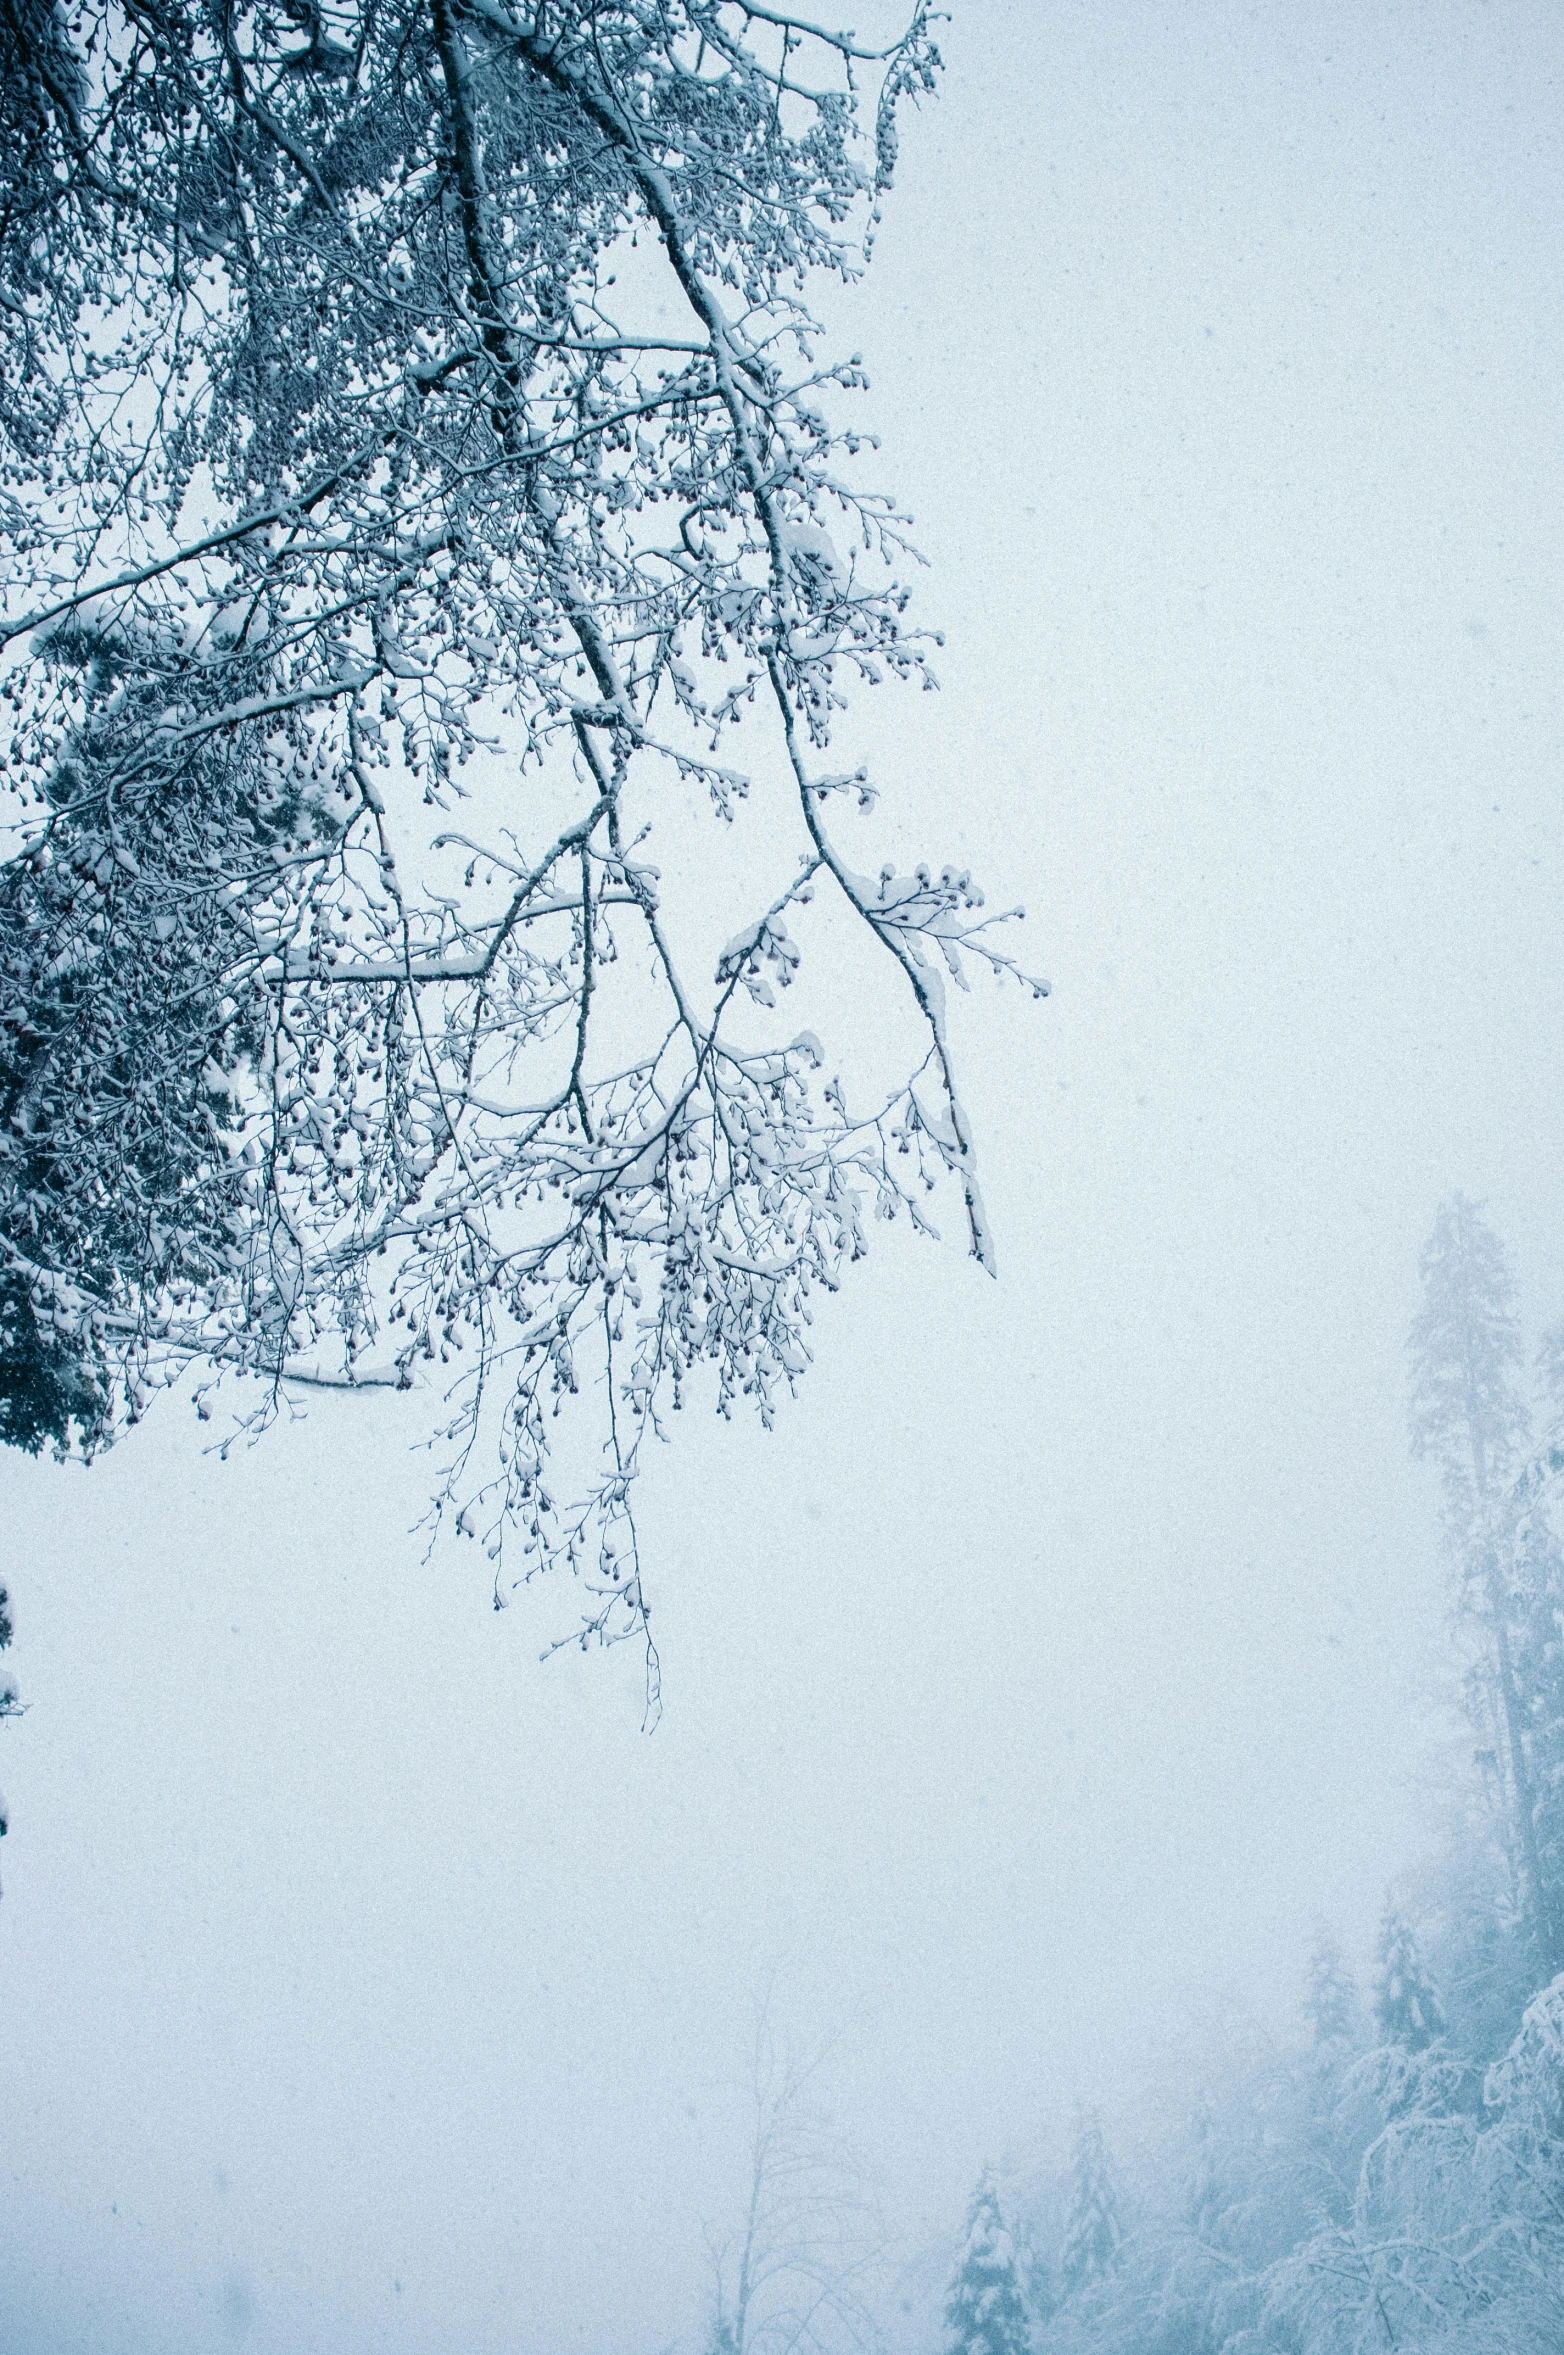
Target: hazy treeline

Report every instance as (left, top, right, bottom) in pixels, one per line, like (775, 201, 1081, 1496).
(936, 1197, 1564, 2355)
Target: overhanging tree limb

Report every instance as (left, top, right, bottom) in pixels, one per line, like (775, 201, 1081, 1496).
(0, 0, 1044, 1704)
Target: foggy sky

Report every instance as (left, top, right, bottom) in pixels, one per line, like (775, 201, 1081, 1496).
(4, 5, 1563, 2351)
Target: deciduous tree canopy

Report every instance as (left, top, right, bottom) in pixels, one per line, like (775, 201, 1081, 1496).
(0, 0, 1042, 1691)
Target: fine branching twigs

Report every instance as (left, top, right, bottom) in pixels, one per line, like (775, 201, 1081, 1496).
(0, 0, 1045, 1711)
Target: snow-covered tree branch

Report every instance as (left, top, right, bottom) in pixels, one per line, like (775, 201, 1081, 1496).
(0, 0, 1044, 1702)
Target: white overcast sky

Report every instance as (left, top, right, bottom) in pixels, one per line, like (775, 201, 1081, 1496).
(3, 4, 1563, 2351)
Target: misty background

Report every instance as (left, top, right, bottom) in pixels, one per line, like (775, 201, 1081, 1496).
(3, 2, 1562, 2348)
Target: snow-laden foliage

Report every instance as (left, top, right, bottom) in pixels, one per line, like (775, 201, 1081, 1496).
(942, 2172, 1030, 2355)
(1303, 1923, 1359, 2052)
(1008, 1963, 1564, 2355)
(0, 1, 1044, 1694)
(969, 1199, 1564, 2355)
(1374, 1904, 1446, 2055)
(1509, 1474, 1564, 1921)
(1058, 2116, 1122, 2301)
(1409, 1194, 1531, 1548)
(1410, 1199, 1564, 1974)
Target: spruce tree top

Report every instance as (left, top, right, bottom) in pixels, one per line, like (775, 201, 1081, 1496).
(1409, 1194, 1530, 1549)
(1060, 2115, 1123, 2299)
(1374, 1906, 1447, 2053)
(943, 2171, 1030, 2355)
(1305, 1926, 1360, 2050)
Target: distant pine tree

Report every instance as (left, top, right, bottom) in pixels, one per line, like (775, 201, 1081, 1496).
(1410, 1195, 1531, 1550)
(1060, 2114, 1122, 2298)
(943, 2170, 1030, 2355)
(1410, 1196, 1564, 1975)
(1509, 1496, 1564, 1940)
(1374, 1905, 1446, 2052)
(1304, 1924, 1360, 2050)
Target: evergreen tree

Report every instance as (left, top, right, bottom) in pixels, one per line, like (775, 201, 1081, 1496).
(0, 1267, 108, 1458)
(1059, 2114, 1122, 2299)
(1409, 1197, 1563, 1972)
(943, 2170, 1030, 2355)
(1304, 1924, 1360, 2050)
(1413, 1196, 1564, 1987)
(1373, 1905, 1446, 2051)
(1410, 1195, 1531, 1554)
(1509, 1491, 1564, 1921)
(1012, 2211, 1056, 2330)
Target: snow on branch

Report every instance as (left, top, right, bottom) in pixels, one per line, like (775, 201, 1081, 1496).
(0, 0, 1038, 1704)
